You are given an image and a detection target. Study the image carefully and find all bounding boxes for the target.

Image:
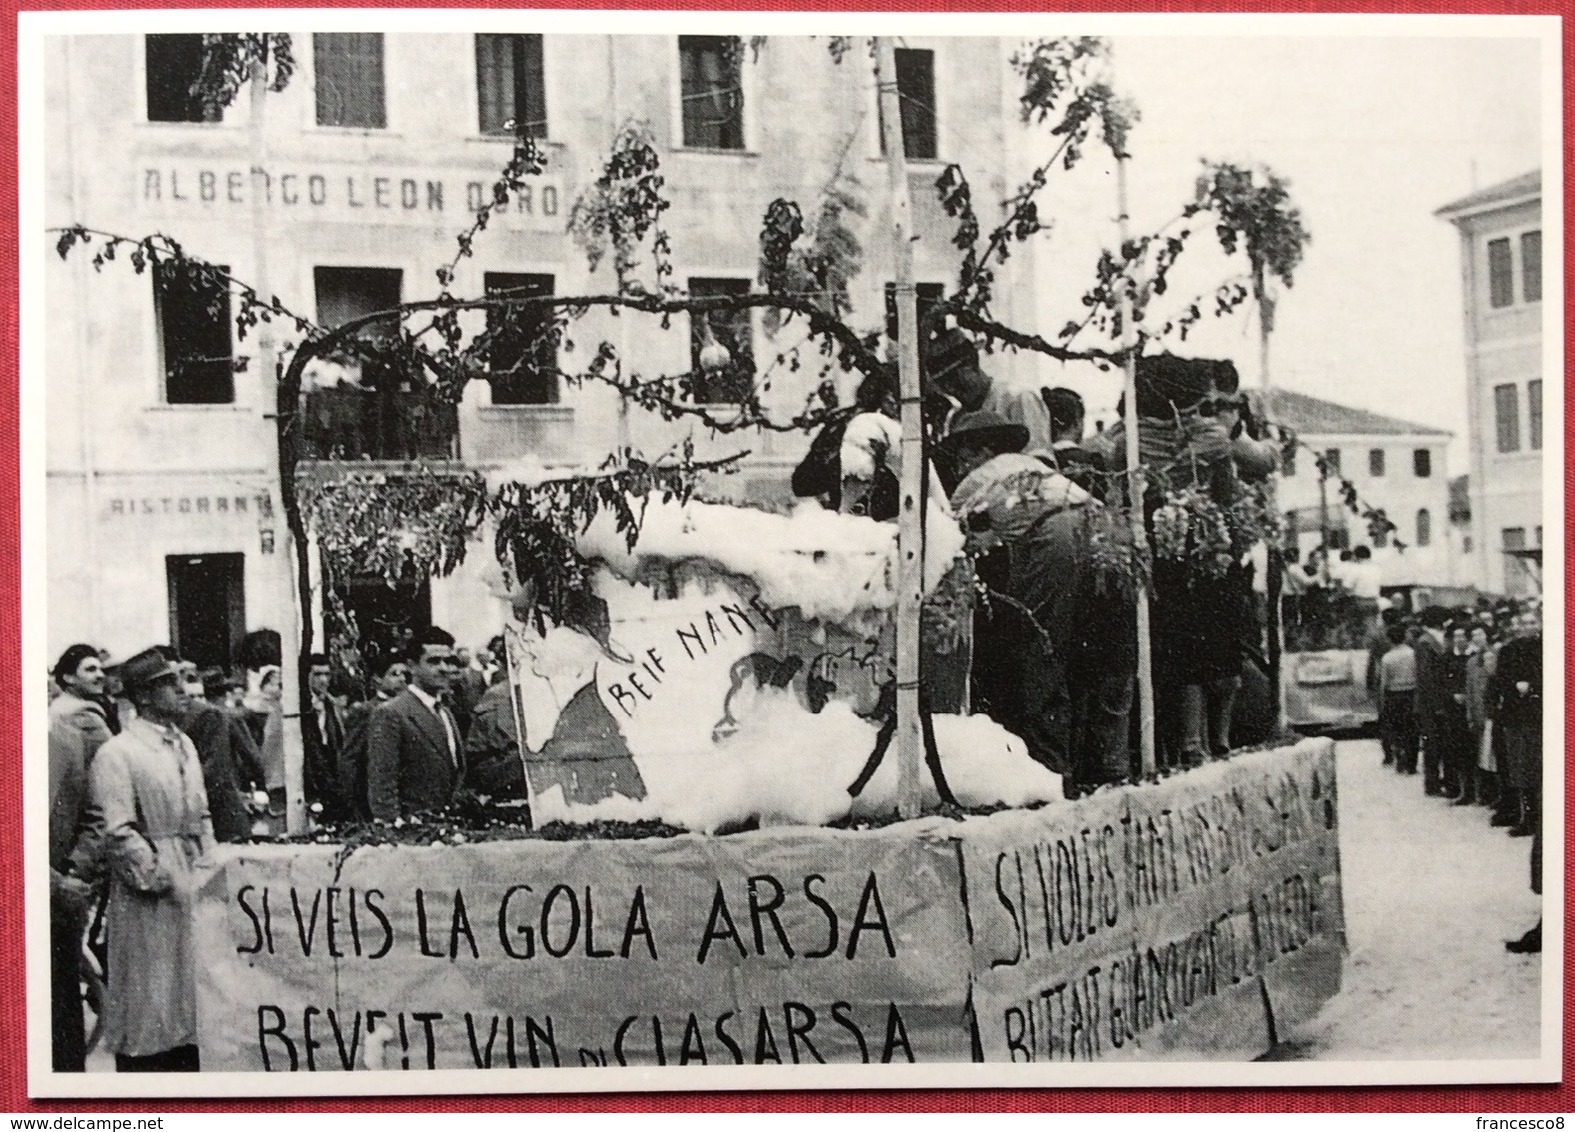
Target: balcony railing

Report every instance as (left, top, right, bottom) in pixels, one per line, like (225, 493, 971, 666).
(300, 384, 459, 462)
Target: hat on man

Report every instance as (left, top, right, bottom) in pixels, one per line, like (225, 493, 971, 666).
(940, 410, 1029, 456)
(115, 646, 181, 693)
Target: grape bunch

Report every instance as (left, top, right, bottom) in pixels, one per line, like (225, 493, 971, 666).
(1152, 487, 1234, 581)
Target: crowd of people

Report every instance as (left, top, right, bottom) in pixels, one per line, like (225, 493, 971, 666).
(794, 333, 1282, 796)
(46, 631, 519, 1073)
(1369, 598, 1545, 953)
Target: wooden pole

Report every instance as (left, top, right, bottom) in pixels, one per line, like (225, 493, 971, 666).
(248, 57, 307, 835)
(875, 37, 924, 819)
(1115, 153, 1157, 778)
(1258, 262, 1288, 731)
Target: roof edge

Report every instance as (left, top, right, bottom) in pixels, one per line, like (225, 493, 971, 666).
(1435, 191, 1541, 223)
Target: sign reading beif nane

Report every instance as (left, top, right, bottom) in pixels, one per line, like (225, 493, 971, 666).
(138, 159, 565, 231)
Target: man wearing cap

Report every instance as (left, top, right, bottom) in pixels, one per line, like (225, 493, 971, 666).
(88, 647, 215, 1072)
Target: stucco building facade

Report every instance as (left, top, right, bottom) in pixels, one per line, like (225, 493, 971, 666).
(1435, 170, 1544, 598)
(44, 31, 1035, 663)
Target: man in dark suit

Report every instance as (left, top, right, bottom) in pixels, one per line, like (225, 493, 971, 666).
(447, 647, 489, 740)
(303, 654, 350, 821)
(1412, 605, 1452, 796)
(339, 655, 409, 823)
(366, 627, 464, 821)
(182, 667, 265, 842)
(1494, 610, 1543, 952)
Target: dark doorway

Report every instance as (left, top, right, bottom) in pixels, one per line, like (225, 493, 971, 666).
(167, 554, 246, 671)
(328, 570, 432, 686)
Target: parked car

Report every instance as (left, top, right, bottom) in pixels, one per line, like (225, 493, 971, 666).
(1280, 589, 1378, 732)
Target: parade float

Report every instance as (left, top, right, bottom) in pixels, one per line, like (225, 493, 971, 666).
(52, 33, 1346, 1075)
(194, 487, 1344, 1072)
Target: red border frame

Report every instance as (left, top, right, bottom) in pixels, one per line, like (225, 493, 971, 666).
(4, 1, 1570, 1111)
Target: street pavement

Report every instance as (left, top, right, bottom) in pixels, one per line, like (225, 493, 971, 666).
(1279, 737, 1544, 1060)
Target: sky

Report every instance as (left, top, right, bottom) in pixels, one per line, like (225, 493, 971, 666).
(1008, 32, 1545, 474)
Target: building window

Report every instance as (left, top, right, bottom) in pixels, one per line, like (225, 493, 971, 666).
(1416, 508, 1431, 548)
(314, 33, 386, 129)
(1493, 383, 1520, 453)
(876, 48, 938, 161)
(1280, 446, 1296, 477)
(309, 267, 455, 461)
(484, 272, 556, 405)
(476, 34, 547, 138)
(1521, 230, 1541, 303)
(1486, 237, 1514, 308)
(1528, 379, 1542, 451)
(154, 259, 234, 405)
(1368, 448, 1385, 477)
(1413, 448, 1431, 478)
(146, 34, 220, 124)
(688, 277, 754, 404)
(883, 281, 947, 341)
(1321, 448, 1341, 476)
(1463, 534, 1473, 554)
(1326, 526, 1349, 551)
(1535, 526, 1543, 547)
(1502, 527, 1526, 552)
(678, 36, 744, 150)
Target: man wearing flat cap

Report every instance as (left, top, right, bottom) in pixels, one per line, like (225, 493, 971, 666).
(87, 646, 215, 1072)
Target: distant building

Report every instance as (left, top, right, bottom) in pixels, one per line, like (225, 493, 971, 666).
(1266, 388, 1455, 586)
(1435, 170, 1543, 597)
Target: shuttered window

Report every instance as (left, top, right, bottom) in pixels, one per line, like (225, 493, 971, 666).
(314, 33, 386, 129)
(146, 34, 220, 124)
(484, 272, 557, 405)
(679, 36, 744, 150)
(1528, 379, 1542, 451)
(1494, 383, 1520, 452)
(1486, 237, 1513, 308)
(155, 260, 234, 404)
(688, 277, 754, 404)
(883, 282, 947, 344)
(878, 48, 938, 161)
(1521, 230, 1541, 303)
(476, 34, 547, 138)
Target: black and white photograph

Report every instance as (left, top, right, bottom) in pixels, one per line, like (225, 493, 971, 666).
(21, 10, 1561, 1096)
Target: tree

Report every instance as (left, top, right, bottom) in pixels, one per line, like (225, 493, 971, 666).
(53, 33, 1298, 826)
